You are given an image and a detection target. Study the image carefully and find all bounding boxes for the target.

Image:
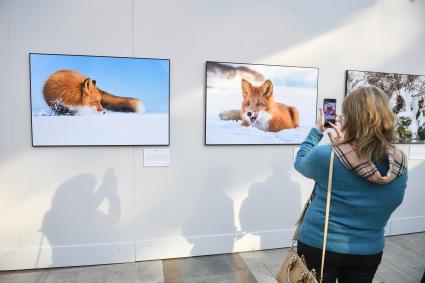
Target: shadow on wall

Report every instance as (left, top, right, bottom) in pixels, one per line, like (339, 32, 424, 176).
(239, 156, 302, 249)
(39, 168, 121, 267)
(182, 164, 238, 257)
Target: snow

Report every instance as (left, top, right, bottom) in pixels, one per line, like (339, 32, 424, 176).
(32, 113, 169, 146)
(206, 86, 316, 145)
(206, 118, 311, 144)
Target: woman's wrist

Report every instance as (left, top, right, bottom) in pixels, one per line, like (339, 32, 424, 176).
(315, 125, 325, 133)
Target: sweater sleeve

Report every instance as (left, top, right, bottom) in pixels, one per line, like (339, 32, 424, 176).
(294, 127, 325, 181)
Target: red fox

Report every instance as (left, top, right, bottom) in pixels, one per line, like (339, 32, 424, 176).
(43, 69, 143, 115)
(219, 79, 299, 132)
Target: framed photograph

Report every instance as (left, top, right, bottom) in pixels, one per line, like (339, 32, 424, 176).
(346, 70, 425, 143)
(205, 61, 318, 145)
(29, 53, 170, 146)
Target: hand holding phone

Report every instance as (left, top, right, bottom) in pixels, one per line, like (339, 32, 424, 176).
(323, 99, 336, 128)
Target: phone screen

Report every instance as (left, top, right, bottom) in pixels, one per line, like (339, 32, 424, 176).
(323, 99, 336, 127)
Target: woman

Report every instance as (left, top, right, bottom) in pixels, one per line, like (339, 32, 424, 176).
(294, 87, 408, 283)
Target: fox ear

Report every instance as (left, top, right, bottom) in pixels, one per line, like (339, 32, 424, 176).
(241, 79, 252, 98)
(262, 80, 273, 98)
(81, 78, 90, 94)
(92, 80, 96, 86)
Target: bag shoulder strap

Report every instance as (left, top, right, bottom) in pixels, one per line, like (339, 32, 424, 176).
(320, 150, 335, 283)
(290, 149, 335, 283)
(291, 190, 313, 245)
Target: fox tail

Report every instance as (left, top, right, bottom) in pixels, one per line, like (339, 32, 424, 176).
(219, 110, 242, 121)
(100, 90, 144, 113)
(289, 106, 299, 128)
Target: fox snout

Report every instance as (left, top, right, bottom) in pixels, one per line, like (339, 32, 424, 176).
(89, 102, 105, 114)
(247, 111, 258, 123)
(95, 104, 105, 114)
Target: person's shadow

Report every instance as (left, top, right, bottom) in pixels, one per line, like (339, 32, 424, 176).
(182, 165, 237, 256)
(239, 157, 302, 249)
(39, 168, 120, 267)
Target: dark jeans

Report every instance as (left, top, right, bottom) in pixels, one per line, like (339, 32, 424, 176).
(297, 241, 383, 283)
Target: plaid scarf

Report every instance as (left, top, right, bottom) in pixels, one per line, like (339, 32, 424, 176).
(332, 144, 408, 184)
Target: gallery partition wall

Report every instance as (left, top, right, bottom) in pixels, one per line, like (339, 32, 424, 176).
(1, 0, 425, 270)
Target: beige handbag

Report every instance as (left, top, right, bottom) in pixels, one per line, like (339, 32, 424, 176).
(276, 151, 335, 283)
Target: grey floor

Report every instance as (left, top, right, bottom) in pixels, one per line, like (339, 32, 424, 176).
(1, 232, 424, 283)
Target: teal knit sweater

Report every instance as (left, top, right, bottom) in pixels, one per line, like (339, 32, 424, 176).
(295, 128, 407, 255)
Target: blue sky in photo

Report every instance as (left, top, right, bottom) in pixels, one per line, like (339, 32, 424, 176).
(30, 54, 169, 113)
(276, 70, 318, 89)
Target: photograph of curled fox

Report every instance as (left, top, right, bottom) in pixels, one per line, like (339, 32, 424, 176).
(43, 69, 143, 115)
(205, 61, 318, 145)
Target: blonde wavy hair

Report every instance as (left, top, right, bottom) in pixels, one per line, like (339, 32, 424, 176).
(339, 87, 396, 163)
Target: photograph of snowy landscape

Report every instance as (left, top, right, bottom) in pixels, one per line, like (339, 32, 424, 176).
(346, 70, 425, 143)
(205, 61, 318, 145)
(30, 54, 169, 146)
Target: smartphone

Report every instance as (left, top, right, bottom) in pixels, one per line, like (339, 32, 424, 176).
(323, 98, 336, 128)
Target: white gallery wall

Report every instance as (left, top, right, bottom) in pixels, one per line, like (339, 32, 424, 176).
(1, 0, 424, 270)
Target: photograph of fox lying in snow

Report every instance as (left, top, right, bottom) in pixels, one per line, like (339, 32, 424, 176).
(205, 61, 318, 145)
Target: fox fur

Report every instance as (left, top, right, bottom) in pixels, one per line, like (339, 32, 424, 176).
(43, 69, 143, 115)
(219, 79, 299, 132)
